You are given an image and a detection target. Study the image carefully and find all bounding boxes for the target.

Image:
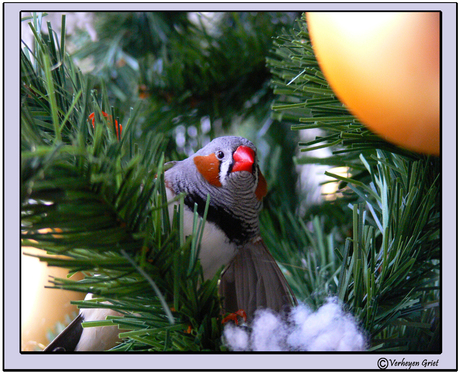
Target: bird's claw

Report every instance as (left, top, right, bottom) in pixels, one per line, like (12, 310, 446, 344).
(222, 309, 247, 325)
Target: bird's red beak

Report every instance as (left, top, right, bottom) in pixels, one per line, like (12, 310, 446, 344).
(232, 146, 255, 173)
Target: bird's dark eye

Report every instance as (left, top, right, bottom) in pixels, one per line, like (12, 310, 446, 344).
(216, 151, 224, 160)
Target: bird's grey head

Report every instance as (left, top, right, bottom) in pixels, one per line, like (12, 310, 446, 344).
(165, 136, 267, 244)
(192, 136, 259, 188)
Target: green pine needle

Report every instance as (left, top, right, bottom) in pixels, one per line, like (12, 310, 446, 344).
(266, 14, 440, 351)
(21, 14, 223, 351)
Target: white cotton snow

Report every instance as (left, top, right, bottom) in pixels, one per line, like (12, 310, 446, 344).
(223, 323, 250, 351)
(251, 309, 288, 351)
(223, 297, 367, 351)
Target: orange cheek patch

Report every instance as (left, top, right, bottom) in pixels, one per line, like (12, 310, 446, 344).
(255, 170, 267, 201)
(194, 153, 222, 187)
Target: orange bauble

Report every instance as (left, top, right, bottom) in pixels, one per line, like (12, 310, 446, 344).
(307, 12, 440, 155)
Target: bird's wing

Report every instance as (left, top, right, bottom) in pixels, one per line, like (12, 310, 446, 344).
(44, 306, 124, 351)
(219, 238, 297, 321)
(43, 313, 84, 352)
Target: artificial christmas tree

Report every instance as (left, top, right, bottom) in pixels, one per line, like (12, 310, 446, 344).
(21, 12, 440, 352)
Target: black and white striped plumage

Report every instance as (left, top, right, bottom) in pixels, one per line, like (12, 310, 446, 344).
(166, 136, 263, 245)
(44, 136, 296, 352)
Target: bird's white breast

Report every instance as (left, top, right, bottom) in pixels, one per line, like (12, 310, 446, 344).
(166, 188, 237, 280)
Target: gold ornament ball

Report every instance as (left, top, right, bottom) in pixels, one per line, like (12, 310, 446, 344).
(306, 12, 440, 155)
(21, 247, 85, 350)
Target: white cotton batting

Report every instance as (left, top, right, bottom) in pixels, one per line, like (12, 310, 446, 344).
(222, 323, 249, 351)
(250, 309, 288, 351)
(223, 297, 367, 351)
